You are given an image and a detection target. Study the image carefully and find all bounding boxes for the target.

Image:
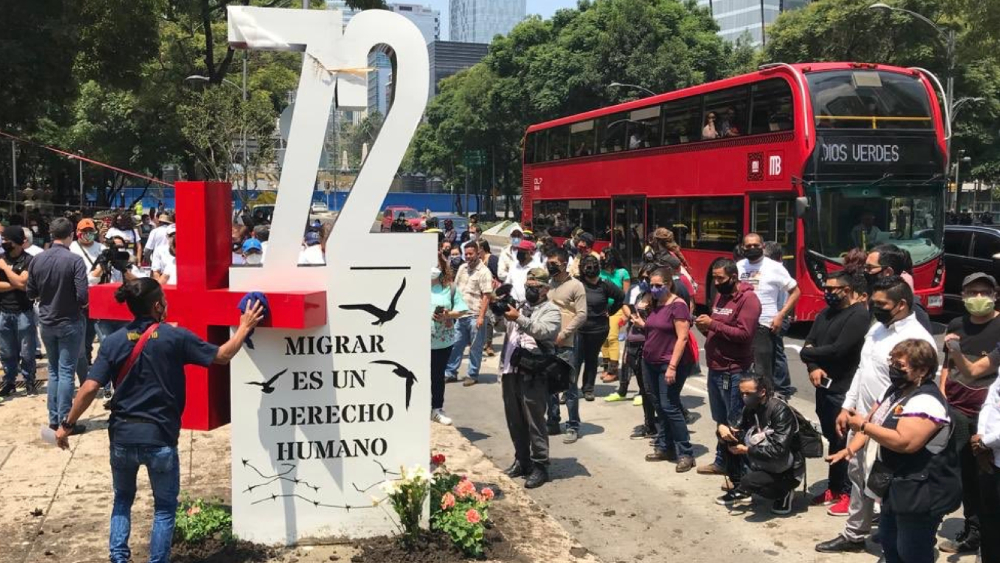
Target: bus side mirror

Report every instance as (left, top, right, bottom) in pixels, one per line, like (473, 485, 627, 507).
(795, 197, 809, 218)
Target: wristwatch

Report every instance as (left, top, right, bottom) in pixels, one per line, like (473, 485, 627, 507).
(860, 422, 867, 434)
(59, 418, 74, 431)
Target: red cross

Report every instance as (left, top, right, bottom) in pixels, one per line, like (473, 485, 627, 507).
(89, 182, 327, 430)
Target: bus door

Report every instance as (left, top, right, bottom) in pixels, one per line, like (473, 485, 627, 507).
(749, 195, 797, 278)
(612, 196, 647, 274)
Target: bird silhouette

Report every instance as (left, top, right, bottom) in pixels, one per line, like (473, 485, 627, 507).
(370, 360, 417, 410)
(246, 368, 288, 394)
(339, 278, 406, 326)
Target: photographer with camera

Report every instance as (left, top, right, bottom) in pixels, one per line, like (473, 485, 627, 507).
(499, 267, 562, 489)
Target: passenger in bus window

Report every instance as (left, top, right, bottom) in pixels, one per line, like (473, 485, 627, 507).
(719, 108, 741, 137)
(574, 142, 592, 157)
(702, 112, 719, 140)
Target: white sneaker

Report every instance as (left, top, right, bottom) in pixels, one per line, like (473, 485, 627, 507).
(431, 409, 453, 426)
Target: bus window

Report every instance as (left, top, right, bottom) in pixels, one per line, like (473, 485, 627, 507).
(534, 129, 549, 162)
(570, 120, 596, 157)
(690, 198, 743, 251)
(533, 200, 568, 236)
(704, 86, 749, 139)
(628, 106, 662, 150)
(662, 97, 701, 145)
(524, 132, 537, 164)
(750, 79, 794, 135)
(548, 125, 570, 160)
(648, 198, 691, 247)
(807, 70, 933, 130)
(597, 112, 629, 154)
(533, 199, 611, 240)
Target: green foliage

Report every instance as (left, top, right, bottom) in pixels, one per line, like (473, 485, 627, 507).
(379, 465, 433, 549)
(174, 497, 233, 544)
(430, 477, 493, 558)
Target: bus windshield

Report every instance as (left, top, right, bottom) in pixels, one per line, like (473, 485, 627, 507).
(803, 182, 943, 266)
(807, 70, 934, 130)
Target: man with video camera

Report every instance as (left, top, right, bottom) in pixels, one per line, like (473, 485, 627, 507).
(498, 267, 563, 489)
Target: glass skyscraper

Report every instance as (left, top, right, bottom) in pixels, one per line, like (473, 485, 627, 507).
(696, 0, 811, 46)
(450, 0, 526, 45)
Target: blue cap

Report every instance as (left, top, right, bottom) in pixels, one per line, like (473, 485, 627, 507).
(242, 238, 263, 253)
(305, 231, 320, 246)
(310, 219, 322, 229)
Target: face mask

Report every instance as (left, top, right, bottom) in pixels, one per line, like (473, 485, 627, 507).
(715, 279, 736, 295)
(511, 237, 522, 247)
(600, 259, 608, 269)
(864, 271, 880, 289)
(469, 233, 478, 241)
(30, 226, 38, 234)
(245, 253, 263, 265)
(650, 286, 668, 300)
(546, 262, 561, 277)
(743, 247, 763, 261)
(582, 263, 600, 277)
(824, 290, 844, 308)
(964, 295, 995, 316)
(643, 250, 656, 263)
(1, 242, 13, 254)
(81, 232, 95, 244)
(516, 250, 528, 263)
(742, 393, 763, 410)
(872, 305, 895, 326)
(430, 267, 442, 281)
(888, 365, 911, 388)
(449, 256, 462, 270)
(638, 280, 650, 293)
(525, 286, 542, 305)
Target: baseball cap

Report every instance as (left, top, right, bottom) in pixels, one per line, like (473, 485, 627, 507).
(157, 213, 173, 224)
(4, 226, 25, 245)
(242, 239, 263, 254)
(77, 218, 97, 232)
(962, 272, 998, 289)
(516, 239, 536, 252)
(305, 231, 320, 246)
(526, 267, 550, 283)
(166, 224, 176, 236)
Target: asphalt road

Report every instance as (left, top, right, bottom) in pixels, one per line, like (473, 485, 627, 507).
(441, 317, 965, 563)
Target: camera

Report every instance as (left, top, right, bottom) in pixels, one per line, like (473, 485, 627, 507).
(490, 283, 516, 317)
(97, 247, 130, 272)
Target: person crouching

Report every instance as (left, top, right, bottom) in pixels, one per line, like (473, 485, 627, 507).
(499, 267, 562, 489)
(716, 372, 804, 515)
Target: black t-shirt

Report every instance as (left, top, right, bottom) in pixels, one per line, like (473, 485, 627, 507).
(0, 251, 33, 313)
(87, 317, 219, 446)
(578, 278, 625, 334)
(944, 314, 1000, 416)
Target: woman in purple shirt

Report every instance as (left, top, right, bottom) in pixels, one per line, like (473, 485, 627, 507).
(630, 267, 696, 472)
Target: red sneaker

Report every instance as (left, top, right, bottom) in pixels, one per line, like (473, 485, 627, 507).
(812, 489, 835, 506)
(827, 493, 851, 516)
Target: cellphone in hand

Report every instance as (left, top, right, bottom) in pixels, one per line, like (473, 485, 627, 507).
(434, 306, 445, 316)
(820, 376, 833, 389)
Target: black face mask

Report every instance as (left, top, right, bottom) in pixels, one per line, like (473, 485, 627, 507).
(715, 279, 736, 295)
(525, 286, 542, 305)
(516, 250, 528, 263)
(743, 392, 764, 410)
(872, 305, 895, 326)
(888, 365, 909, 386)
(743, 247, 764, 261)
(1, 242, 14, 254)
(546, 262, 561, 277)
(582, 265, 600, 278)
(449, 256, 463, 270)
(864, 271, 881, 289)
(600, 259, 608, 269)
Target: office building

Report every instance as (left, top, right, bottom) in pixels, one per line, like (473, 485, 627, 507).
(427, 41, 489, 100)
(391, 3, 440, 45)
(450, 0, 526, 44)
(696, 0, 811, 46)
(325, 0, 361, 28)
(368, 51, 393, 116)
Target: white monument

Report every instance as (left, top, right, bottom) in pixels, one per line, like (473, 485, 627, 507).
(226, 6, 432, 544)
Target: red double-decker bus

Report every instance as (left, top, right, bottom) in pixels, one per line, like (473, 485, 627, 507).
(522, 62, 949, 320)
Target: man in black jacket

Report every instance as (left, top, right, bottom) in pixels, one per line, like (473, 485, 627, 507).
(800, 271, 869, 514)
(715, 372, 804, 515)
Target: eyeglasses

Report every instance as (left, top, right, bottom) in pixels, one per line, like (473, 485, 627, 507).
(823, 286, 846, 293)
(863, 264, 883, 273)
(744, 243, 762, 249)
(889, 361, 909, 372)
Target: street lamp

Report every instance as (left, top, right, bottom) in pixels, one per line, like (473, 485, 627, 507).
(609, 82, 656, 98)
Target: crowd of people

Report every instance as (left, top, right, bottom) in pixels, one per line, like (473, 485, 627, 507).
(428, 224, 1000, 563)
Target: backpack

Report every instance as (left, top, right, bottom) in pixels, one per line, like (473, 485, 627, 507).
(782, 399, 824, 458)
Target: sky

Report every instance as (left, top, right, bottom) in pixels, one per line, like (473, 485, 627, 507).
(422, 0, 580, 41)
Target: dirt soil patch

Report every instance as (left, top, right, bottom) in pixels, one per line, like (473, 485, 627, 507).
(351, 525, 525, 563)
(172, 537, 280, 563)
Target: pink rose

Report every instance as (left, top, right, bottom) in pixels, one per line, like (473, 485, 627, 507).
(481, 487, 494, 501)
(465, 508, 481, 524)
(440, 492, 456, 510)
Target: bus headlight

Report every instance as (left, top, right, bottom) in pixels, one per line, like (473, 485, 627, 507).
(805, 252, 828, 288)
(932, 257, 944, 287)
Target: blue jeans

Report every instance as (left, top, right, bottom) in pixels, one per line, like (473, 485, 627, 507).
(0, 309, 37, 384)
(109, 444, 180, 563)
(445, 316, 486, 379)
(772, 332, 792, 397)
(707, 369, 744, 467)
(642, 360, 693, 457)
(548, 345, 580, 430)
(40, 319, 85, 427)
(879, 508, 942, 563)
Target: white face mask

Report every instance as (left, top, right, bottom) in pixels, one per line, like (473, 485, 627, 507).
(245, 253, 263, 265)
(469, 233, 478, 241)
(431, 267, 442, 281)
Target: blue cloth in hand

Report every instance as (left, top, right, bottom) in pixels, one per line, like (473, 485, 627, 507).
(238, 292, 269, 349)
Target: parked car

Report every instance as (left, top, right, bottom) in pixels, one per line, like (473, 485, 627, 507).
(435, 214, 470, 237)
(381, 205, 422, 232)
(943, 224, 1000, 312)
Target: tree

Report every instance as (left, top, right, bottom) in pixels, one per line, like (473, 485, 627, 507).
(407, 0, 741, 218)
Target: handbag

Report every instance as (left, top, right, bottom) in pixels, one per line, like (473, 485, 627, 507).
(511, 347, 574, 394)
(866, 458, 894, 499)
